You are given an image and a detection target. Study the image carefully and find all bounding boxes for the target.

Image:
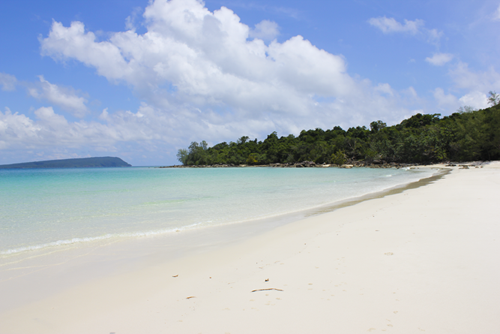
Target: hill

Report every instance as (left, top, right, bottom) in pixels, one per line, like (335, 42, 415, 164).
(0, 157, 132, 169)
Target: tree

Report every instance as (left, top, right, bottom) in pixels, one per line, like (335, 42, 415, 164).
(457, 105, 475, 113)
(370, 120, 387, 132)
(176, 149, 188, 165)
(246, 153, 259, 165)
(331, 150, 347, 165)
(237, 136, 249, 145)
(488, 91, 500, 106)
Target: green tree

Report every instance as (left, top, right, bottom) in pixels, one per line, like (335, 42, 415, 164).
(488, 91, 500, 107)
(331, 150, 347, 165)
(246, 153, 260, 165)
(176, 149, 188, 165)
(370, 120, 387, 132)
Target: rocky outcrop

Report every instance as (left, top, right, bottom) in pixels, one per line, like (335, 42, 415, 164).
(159, 160, 449, 169)
(294, 161, 316, 168)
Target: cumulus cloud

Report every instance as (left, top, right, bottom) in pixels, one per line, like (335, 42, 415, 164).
(0, 102, 270, 154)
(249, 20, 279, 41)
(426, 53, 454, 66)
(0, 73, 17, 91)
(40, 0, 416, 130)
(28, 76, 88, 117)
(0, 108, 39, 150)
(368, 16, 442, 45)
(458, 91, 489, 109)
(0, 105, 162, 151)
(1, 107, 100, 150)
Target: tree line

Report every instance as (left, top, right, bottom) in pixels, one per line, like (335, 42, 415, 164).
(177, 95, 500, 166)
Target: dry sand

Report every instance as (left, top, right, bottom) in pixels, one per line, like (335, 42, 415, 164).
(1, 163, 499, 333)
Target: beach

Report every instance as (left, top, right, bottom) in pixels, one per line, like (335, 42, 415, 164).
(1, 163, 499, 333)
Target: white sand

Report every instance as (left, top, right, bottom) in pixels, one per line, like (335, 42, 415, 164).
(1, 164, 500, 333)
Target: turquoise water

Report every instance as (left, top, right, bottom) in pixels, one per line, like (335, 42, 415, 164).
(0, 167, 436, 256)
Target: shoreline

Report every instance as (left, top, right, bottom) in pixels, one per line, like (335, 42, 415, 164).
(157, 160, 493, 169)
(0, 168, 443, 305)
(1, 163, 500, 333)
(0, 167, 440, 259)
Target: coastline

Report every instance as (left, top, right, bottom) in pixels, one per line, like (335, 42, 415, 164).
(0, 168, 442, 310)
(0, 167, 440, 258)
(1, 163, 500, 333)
(157, 160, 492, 169)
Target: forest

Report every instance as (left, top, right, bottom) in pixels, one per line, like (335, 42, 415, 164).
(177, 97, 500, 166)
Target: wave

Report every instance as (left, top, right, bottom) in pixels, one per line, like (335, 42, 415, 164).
(0, 222, 204, 256)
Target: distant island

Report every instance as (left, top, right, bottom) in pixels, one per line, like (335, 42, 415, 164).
(0, 157, 132, 169)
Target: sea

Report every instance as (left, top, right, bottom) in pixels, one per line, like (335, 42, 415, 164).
(0, 166, 438, 258)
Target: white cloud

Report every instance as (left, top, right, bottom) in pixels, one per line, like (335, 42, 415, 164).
(0, 108, 40, 150)
(433, 88, 458, 107)
(449, 62, 500, 93)
(249, 20, 279, 41)
(0, 106, 99, 149)
(368, 16, 442, 45)
(125, 7, 142, 31)
(368, 16, 423, 34)
(374, 83, 394, 96)
(0, 103, 270, 153)
(0, 105, 159, 151)
(442, 61, 500, 111)
(458, 91, 489, 109)
(40, 0, 416, 130)
(494, 4, 500, 21)
(426, 53, 454, 66)
(29, 76, 88, 117)
(0, 73, 17, 91)
(425, 28, 443, 46)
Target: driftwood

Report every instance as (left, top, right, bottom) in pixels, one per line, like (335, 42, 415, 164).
(251, 288, 283, 293)
(186, 296, 196, 299)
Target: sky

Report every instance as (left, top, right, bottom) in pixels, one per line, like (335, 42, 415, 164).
(1, 0, 500, 166)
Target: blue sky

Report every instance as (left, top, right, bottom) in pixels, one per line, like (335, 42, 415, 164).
(1, 0, 499, 166)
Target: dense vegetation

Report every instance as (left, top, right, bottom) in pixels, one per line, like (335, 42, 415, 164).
(0, 157, 131, 169)
(178, 102, 500, 166)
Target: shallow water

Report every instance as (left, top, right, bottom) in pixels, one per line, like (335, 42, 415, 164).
(0, 166, 436, 256)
